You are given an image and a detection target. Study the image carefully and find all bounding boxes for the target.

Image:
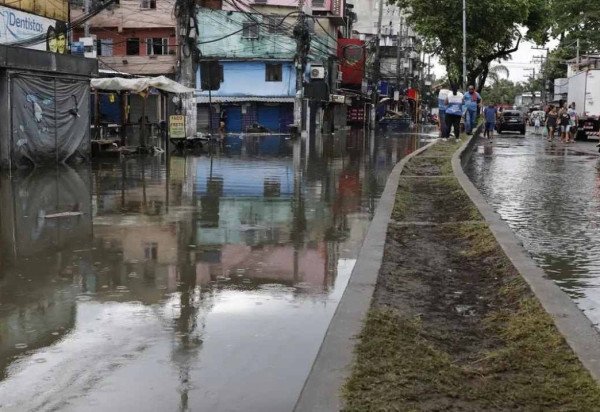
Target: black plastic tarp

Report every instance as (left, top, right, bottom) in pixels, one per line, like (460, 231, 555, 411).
(10, 74, 90, 167)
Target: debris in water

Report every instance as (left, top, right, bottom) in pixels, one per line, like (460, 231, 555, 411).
(44, 211, 83, 219)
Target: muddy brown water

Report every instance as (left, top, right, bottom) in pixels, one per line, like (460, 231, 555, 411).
(0, 130, 434, 411)
(465, 134, 600, 327)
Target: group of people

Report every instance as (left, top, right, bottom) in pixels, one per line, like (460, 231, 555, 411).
(437, 84, 482, 139)
(544, 102, 578, 143)
(437, 82, 580, 143)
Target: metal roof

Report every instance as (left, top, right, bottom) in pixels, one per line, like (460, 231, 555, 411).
(195, 96, 295, 104)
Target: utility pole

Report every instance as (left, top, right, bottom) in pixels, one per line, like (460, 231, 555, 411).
(532, 46, 549, 105)
(396, 16, 403, 95)
(294, 0, 309, 130)
(402, 22, 408, 90)
(371, 0, 384, 126)
(576, 38, 580, 70)
(84, 0, 90, 37)
(177, 0, 198, 138)
(462, 0, 467, 89)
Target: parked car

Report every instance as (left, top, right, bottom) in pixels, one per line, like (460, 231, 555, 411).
(497, 110, 527, 135)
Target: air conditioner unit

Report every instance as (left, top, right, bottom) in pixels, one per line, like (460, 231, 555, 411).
(311, 66, 326, 79)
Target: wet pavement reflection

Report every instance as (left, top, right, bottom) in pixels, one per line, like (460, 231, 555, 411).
(466, 133, 600, 328)
(0, 129, 434, 411)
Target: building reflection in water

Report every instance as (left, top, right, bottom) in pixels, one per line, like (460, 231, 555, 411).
(0, 130, 427, 411)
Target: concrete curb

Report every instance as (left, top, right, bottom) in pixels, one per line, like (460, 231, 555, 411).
(293, 139, 439, 412)
(453, 134, 600, 382)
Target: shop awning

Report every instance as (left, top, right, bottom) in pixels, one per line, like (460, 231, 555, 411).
(195, 96, 295, 104)
(91, 76, 195, 94)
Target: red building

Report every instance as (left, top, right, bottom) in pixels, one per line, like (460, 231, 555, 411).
(72, 0, 177, 76)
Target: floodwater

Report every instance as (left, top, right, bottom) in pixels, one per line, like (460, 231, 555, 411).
(465, 133, 600, 328)
(0, 129, 434, 411)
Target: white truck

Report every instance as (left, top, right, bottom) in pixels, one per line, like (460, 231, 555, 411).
(567, 69, 600, 141)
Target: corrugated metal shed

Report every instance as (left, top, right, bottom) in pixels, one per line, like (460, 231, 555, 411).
(196, 96, 295, 103)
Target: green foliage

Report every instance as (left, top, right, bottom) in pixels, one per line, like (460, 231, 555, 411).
(484, 79, 524, 105)
(391, 0, 551, 90)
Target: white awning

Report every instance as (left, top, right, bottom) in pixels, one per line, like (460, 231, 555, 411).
(91, 76, 195, 94)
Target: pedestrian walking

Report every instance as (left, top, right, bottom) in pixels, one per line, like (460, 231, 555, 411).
(483, 103, 497, 139)
(534, 115, 541, 134)
(436, 85, 450, 138)
(568, 102, 578, 143)
(444, 85, 464, 139)
(463, 85, 481, 135)
(559, 105, 571, 143)
(546, 105, 558, 142)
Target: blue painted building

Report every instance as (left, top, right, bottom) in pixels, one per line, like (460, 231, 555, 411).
(196, 60, 297, 133)
(196, 8, 335, 134)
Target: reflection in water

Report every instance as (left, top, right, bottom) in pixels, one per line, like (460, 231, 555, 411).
(466, 137, 600, 327)
(0, 130, 429, 411)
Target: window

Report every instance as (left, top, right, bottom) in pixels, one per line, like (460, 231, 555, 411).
(266, 63, 282, 82)
(242, 22, 259, 39)
(97, 39, 113, 56)
(146, 38, 168, 55)
(312, 0, 325, 7)
(144, 242, 158, 260)
(218, 64, 224, 82)
(140, 0, 156, 9)
(265, 15, 284, 34)
(126, 38, 140, 55)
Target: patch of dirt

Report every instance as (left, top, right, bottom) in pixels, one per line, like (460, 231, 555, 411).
(343, 140, 600, 411)
(393, 176, 481, 222)
(402, 156, 452, 176)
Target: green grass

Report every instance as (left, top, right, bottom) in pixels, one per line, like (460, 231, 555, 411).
(343, 140, 600, 410)
(392, 176, 481, 222)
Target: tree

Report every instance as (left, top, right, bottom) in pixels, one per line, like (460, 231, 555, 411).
(484, 79, 524, 106)
(487, 65, 510, 85)
(392, 0, 551, 91)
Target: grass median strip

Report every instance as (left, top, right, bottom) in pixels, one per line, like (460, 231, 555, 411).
(342, 139, 600, 411)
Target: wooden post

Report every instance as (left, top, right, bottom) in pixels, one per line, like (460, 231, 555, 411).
(140, 93, 147, 149)
(120, 91, 127, 147)
(94, 89, 100, 140)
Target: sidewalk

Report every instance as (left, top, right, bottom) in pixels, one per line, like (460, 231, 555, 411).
(341, 138, 600, 410)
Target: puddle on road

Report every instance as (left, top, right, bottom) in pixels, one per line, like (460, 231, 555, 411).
(467, 136, 600, 327)
(0, 130, 432, 411)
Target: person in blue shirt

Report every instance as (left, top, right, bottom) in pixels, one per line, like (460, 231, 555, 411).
(483, 104, 497, 139)
(463, 85, 481, 134)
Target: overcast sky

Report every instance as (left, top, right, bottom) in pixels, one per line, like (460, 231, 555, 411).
(430, 38, 561, 85)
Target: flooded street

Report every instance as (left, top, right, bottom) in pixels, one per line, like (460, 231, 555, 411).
(466, 133, 600, 327)
(0, 130, 432, 411)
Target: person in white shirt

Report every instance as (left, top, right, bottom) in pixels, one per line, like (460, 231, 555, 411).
(444, 85, 465, 139)
(436, 86, 450, 137)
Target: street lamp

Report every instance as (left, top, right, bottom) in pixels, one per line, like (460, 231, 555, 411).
(462, 0, 467, 89)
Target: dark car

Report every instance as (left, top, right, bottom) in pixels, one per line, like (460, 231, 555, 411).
(497, 110, 527, 135)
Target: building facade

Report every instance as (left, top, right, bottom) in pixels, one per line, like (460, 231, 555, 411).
(72, 0, 177, 76)
(196, 1, 348, 134)
(352, 0, 423, 90)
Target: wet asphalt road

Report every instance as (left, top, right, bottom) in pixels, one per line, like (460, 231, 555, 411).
(466, 128, 600, 327)
(0, 129, 435, 411)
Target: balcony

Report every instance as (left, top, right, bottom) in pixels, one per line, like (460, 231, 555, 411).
(99, 55, 176, 75)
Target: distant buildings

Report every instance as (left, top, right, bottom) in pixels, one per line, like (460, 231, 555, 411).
(71, 0, 177, 76)
(352, 0, 425, 89)
(196, 0, 352, 134)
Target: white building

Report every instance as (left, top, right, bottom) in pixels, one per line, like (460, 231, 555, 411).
(351, 0, 424, 87)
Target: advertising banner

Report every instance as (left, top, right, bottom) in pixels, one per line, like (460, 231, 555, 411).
(0, 5, 67, 53)
(169, 115, 186, 139)
(0, 0, 68, 21)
